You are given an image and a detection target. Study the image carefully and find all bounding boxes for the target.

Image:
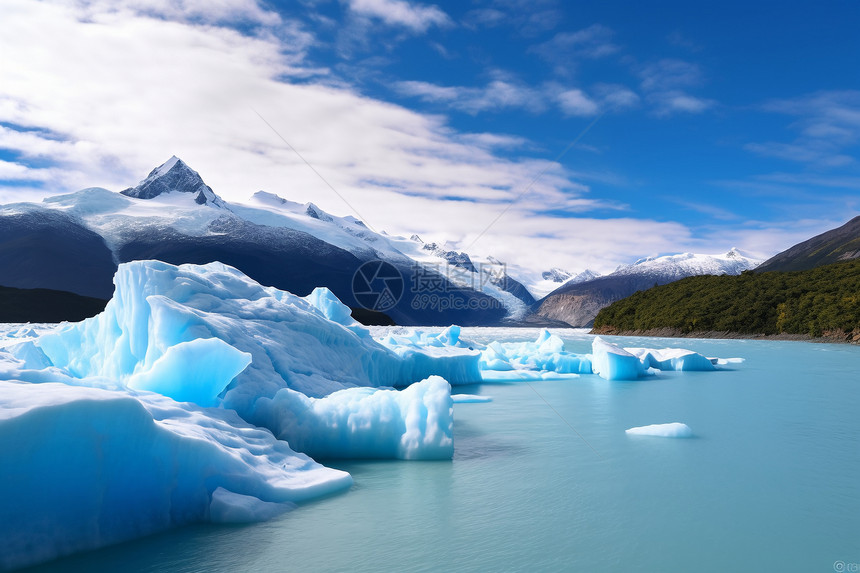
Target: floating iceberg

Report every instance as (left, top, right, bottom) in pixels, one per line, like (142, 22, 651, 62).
(478, 329, 592, 376)
(26, 260, 476, 455)
(452, 394, 493, 403)
(625, 347, 716, 372)
(625, 422, 694, 438)
(591, 337, 717, 380)
(0, 261, 476, 568)
(0, 381, 351, 570)
(0, 260, 736, 569)
(257, 376, 454, 460)
(591, 337, 645, 380)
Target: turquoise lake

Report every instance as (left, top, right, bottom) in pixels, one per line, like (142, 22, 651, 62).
(23, 331, 860, 573)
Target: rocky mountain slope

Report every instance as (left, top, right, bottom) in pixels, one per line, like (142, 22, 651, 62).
(533, 249, 761, 327)
(0, 157, 534, 326)
(756, 215, 860, 272)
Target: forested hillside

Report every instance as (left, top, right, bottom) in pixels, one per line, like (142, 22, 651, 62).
(592, 260, 860, 341)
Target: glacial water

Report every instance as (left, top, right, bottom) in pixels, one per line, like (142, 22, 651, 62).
(23, 331, 860, 573)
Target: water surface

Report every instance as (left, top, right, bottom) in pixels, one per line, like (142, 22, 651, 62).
(25, 332, 860, 572)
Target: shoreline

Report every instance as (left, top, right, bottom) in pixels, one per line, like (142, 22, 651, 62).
(589, 326, 860, 345)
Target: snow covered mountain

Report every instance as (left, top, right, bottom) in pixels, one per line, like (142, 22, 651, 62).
(121, 155, 224, 207)
(0, 157, 535, 325)
(612, 248, 759, 280)
(521, 267, 602, 300)
(534, 249, 762, 327)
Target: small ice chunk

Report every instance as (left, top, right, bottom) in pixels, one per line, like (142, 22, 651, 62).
(452, 394, 492, 403)
(716, 357, 745, 365)
(626, 347, 715, 371)
(625, 422, 693, 438)
(591, 337, 644, 380)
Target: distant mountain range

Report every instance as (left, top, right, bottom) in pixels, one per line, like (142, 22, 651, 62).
(0, 157, 535, 326)
(14, 156, 845, 328)
(0, 285, 107, 323)
(533, 249, 762, 327)
(592, 215, 860, 342)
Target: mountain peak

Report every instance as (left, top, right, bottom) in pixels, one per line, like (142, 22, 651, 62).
(121, 157, 225, 207)
(304, 202, 333, 222)
(542, 268, 571, 283)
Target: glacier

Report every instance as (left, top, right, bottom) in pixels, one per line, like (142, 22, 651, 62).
(0, 259, 735, 569)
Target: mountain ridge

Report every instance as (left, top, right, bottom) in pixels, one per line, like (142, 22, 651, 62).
(533, 249, 761, 327)
(755, 216, 860, 272)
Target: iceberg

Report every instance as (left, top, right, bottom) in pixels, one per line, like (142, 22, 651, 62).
(257, 376, 454, 460)
(625, 347, 716, 372)
(27, 260, 479, 451)
(591, 337, 644, 380)
(0, 261, 482, 567)
(452, 394, 493, 403)
(0, 381, 351, 570)
(591, 337, 717, 380)
(457, 329, 592, 381)
(625, 422, 694, 438)
(0, 260, 738, 568)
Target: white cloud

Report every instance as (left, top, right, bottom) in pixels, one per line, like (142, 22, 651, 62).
(0, 160, 54, 182)
(394, 78, 546, 114)
(748, 90, 860, 167)
(638, 59, 714, 116)
(659, 91, 713, 114)
(462, 8, 506, 29)
(346, 0, 451, 33)
(555, 89, 600, 117)
(592, 84, 640, 111)
(463, 0, 560, 36)
(696, 218, 849, 262)
(639, 59, 701, 91)
(745, 142, 854, 167)
(0, 0, 715, 276)
(395, 76, 628, 118)
(531, 24, 620, 63)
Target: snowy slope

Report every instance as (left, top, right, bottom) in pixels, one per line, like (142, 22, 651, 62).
(0, 157, 531, 324)
(517, 267, 603, 300)
(611, 248, 760, 281)
(534, 249, 762, 327)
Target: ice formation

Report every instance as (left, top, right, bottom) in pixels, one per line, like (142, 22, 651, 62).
(591, 337, 717, 380)
(591, 337, 645, 380)
(452, 394, 493, 403)
(258, 376, 454, 460)
(625, 422, 694, 438)
(0, 260, 734, 569)
(29, 260, 475, 455)
(625, 347, 716, 372)
(0, 381, 350, 570)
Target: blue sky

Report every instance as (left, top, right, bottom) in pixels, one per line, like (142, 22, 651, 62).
(1, 0, 859, 275)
